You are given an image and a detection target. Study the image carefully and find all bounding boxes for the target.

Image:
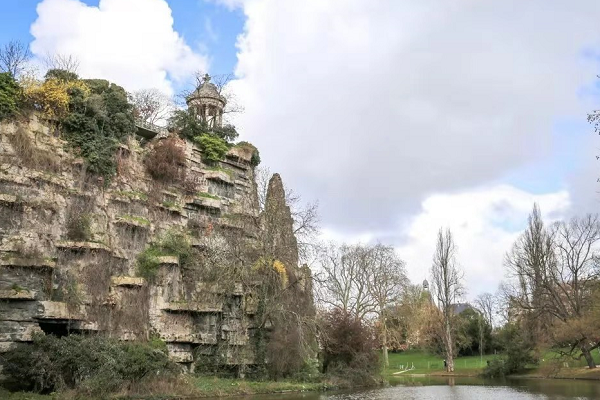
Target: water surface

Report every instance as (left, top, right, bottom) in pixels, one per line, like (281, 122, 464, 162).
(211, 376, 600, 399)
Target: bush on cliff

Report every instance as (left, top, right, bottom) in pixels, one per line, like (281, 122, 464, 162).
(0, 72, 19, 121)
(21, 74, 89, 120)
(195, 133, 230, 163)
(62, 78, 136, 180)
(1, 334, 176, 395)
(145, 135, 187, 182)
(235, 141, 261, 167)
(44, 68, 79, 82)
(137, 229, 192, 281)
(168, 108, 238, 142)
(15, 71, 136, 181)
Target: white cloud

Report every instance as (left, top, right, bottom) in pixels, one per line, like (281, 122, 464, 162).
(223, 0, 600, 294)
(228, 0, 600, 235)
(397, 185, 569, 299)
(30, 0, 208, 95)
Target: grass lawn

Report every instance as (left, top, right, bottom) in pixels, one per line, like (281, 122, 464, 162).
(516, 348, 600, 379)
(384, 350, 499, 377)
(0, 389, 52, 400)
(538, 349, 600, 369)
(0, 377, 327, 400)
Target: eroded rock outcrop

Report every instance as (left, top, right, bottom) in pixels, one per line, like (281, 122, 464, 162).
(0, 115, 313, 374)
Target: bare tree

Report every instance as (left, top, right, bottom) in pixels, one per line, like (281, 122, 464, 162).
(130, 88, 174, 126)
(368, 244, 406, 367)
(430, 228, 464, 372)
(43, 53, 80, 74)
(505, 204, 553, 332)
(474, 292, 496, 329)
(0, 40, 31, 78)
(315, 243, 376, 320)
(506, 206, 600, 368)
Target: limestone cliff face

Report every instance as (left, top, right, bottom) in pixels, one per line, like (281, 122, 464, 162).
(263, 173, 298, 269)
(0, 115, 311, 371)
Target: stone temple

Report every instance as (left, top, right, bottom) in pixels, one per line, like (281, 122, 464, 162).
(186, 74, 227, 128)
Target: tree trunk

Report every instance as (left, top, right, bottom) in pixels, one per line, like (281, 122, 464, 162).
(444, 315, 454, 372)
(581, 345, 596, 369)
(382, 324, 389, 367)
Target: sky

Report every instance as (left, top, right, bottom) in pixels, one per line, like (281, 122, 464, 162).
(2, 0, 600, 301)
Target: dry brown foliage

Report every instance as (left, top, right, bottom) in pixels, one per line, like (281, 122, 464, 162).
(8, 127, 61, 172)
(144, 136, 186, 183)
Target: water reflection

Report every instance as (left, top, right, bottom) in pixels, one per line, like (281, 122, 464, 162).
(202, 376, 600, 399)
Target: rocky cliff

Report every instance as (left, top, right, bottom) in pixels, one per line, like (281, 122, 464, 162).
(0, 115, 312, 373)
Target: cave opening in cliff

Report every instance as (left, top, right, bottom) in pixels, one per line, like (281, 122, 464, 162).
(38, 321, 71, 337)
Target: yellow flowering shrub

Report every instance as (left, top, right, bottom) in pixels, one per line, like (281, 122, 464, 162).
(252, 257, 288, 288)
(21, 77, 89, 119)
(272, 259, 288, 288)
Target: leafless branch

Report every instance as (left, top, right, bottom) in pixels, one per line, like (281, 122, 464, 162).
(43, 53, 80, 74)
(0, 40, 31, 78)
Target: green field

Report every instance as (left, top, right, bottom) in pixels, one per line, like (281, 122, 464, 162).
(384, 349, 600, 379)
(384, 350, 499, 376)
(537, 349, 600, 369)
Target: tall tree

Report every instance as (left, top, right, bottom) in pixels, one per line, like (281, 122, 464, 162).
(430, 228, 464, 372)
(368, 244, 406, 367)
(475, 292, 496, 328)
(505, 203, 552, 341)
(505, 206, 600, 368)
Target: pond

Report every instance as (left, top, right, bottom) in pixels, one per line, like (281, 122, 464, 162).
(212, 376, 600, 400)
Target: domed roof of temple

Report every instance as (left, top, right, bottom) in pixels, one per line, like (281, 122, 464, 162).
(186, 74, 226, 105)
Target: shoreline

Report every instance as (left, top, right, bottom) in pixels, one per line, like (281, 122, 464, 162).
(393, 369, 600, 382)
(1, 377, 335, 400)
(5, 368, 600, 399)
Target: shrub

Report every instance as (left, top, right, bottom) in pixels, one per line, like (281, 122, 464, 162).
(65, 212, 91, 241)
(137, 229, 192, 281)
(136, 246, 163, 281)
(168, 108, 204, 141)
(235, 141, 261, 167)
(0, 72, 19, 121)
(213, 123, 238, 142)
(62, 78, 135, 180)
(144, 135, 186, 182)
(21, 76, 89, 120)
(483, 322, 538, 377)
(0, 334, 176, 395)
(168, 108, 239, 142)
(250, 148, 261, 167)
(44, 68, 78, 82)
(195, 134, 229, 163)
(321, 309, 379, 385)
